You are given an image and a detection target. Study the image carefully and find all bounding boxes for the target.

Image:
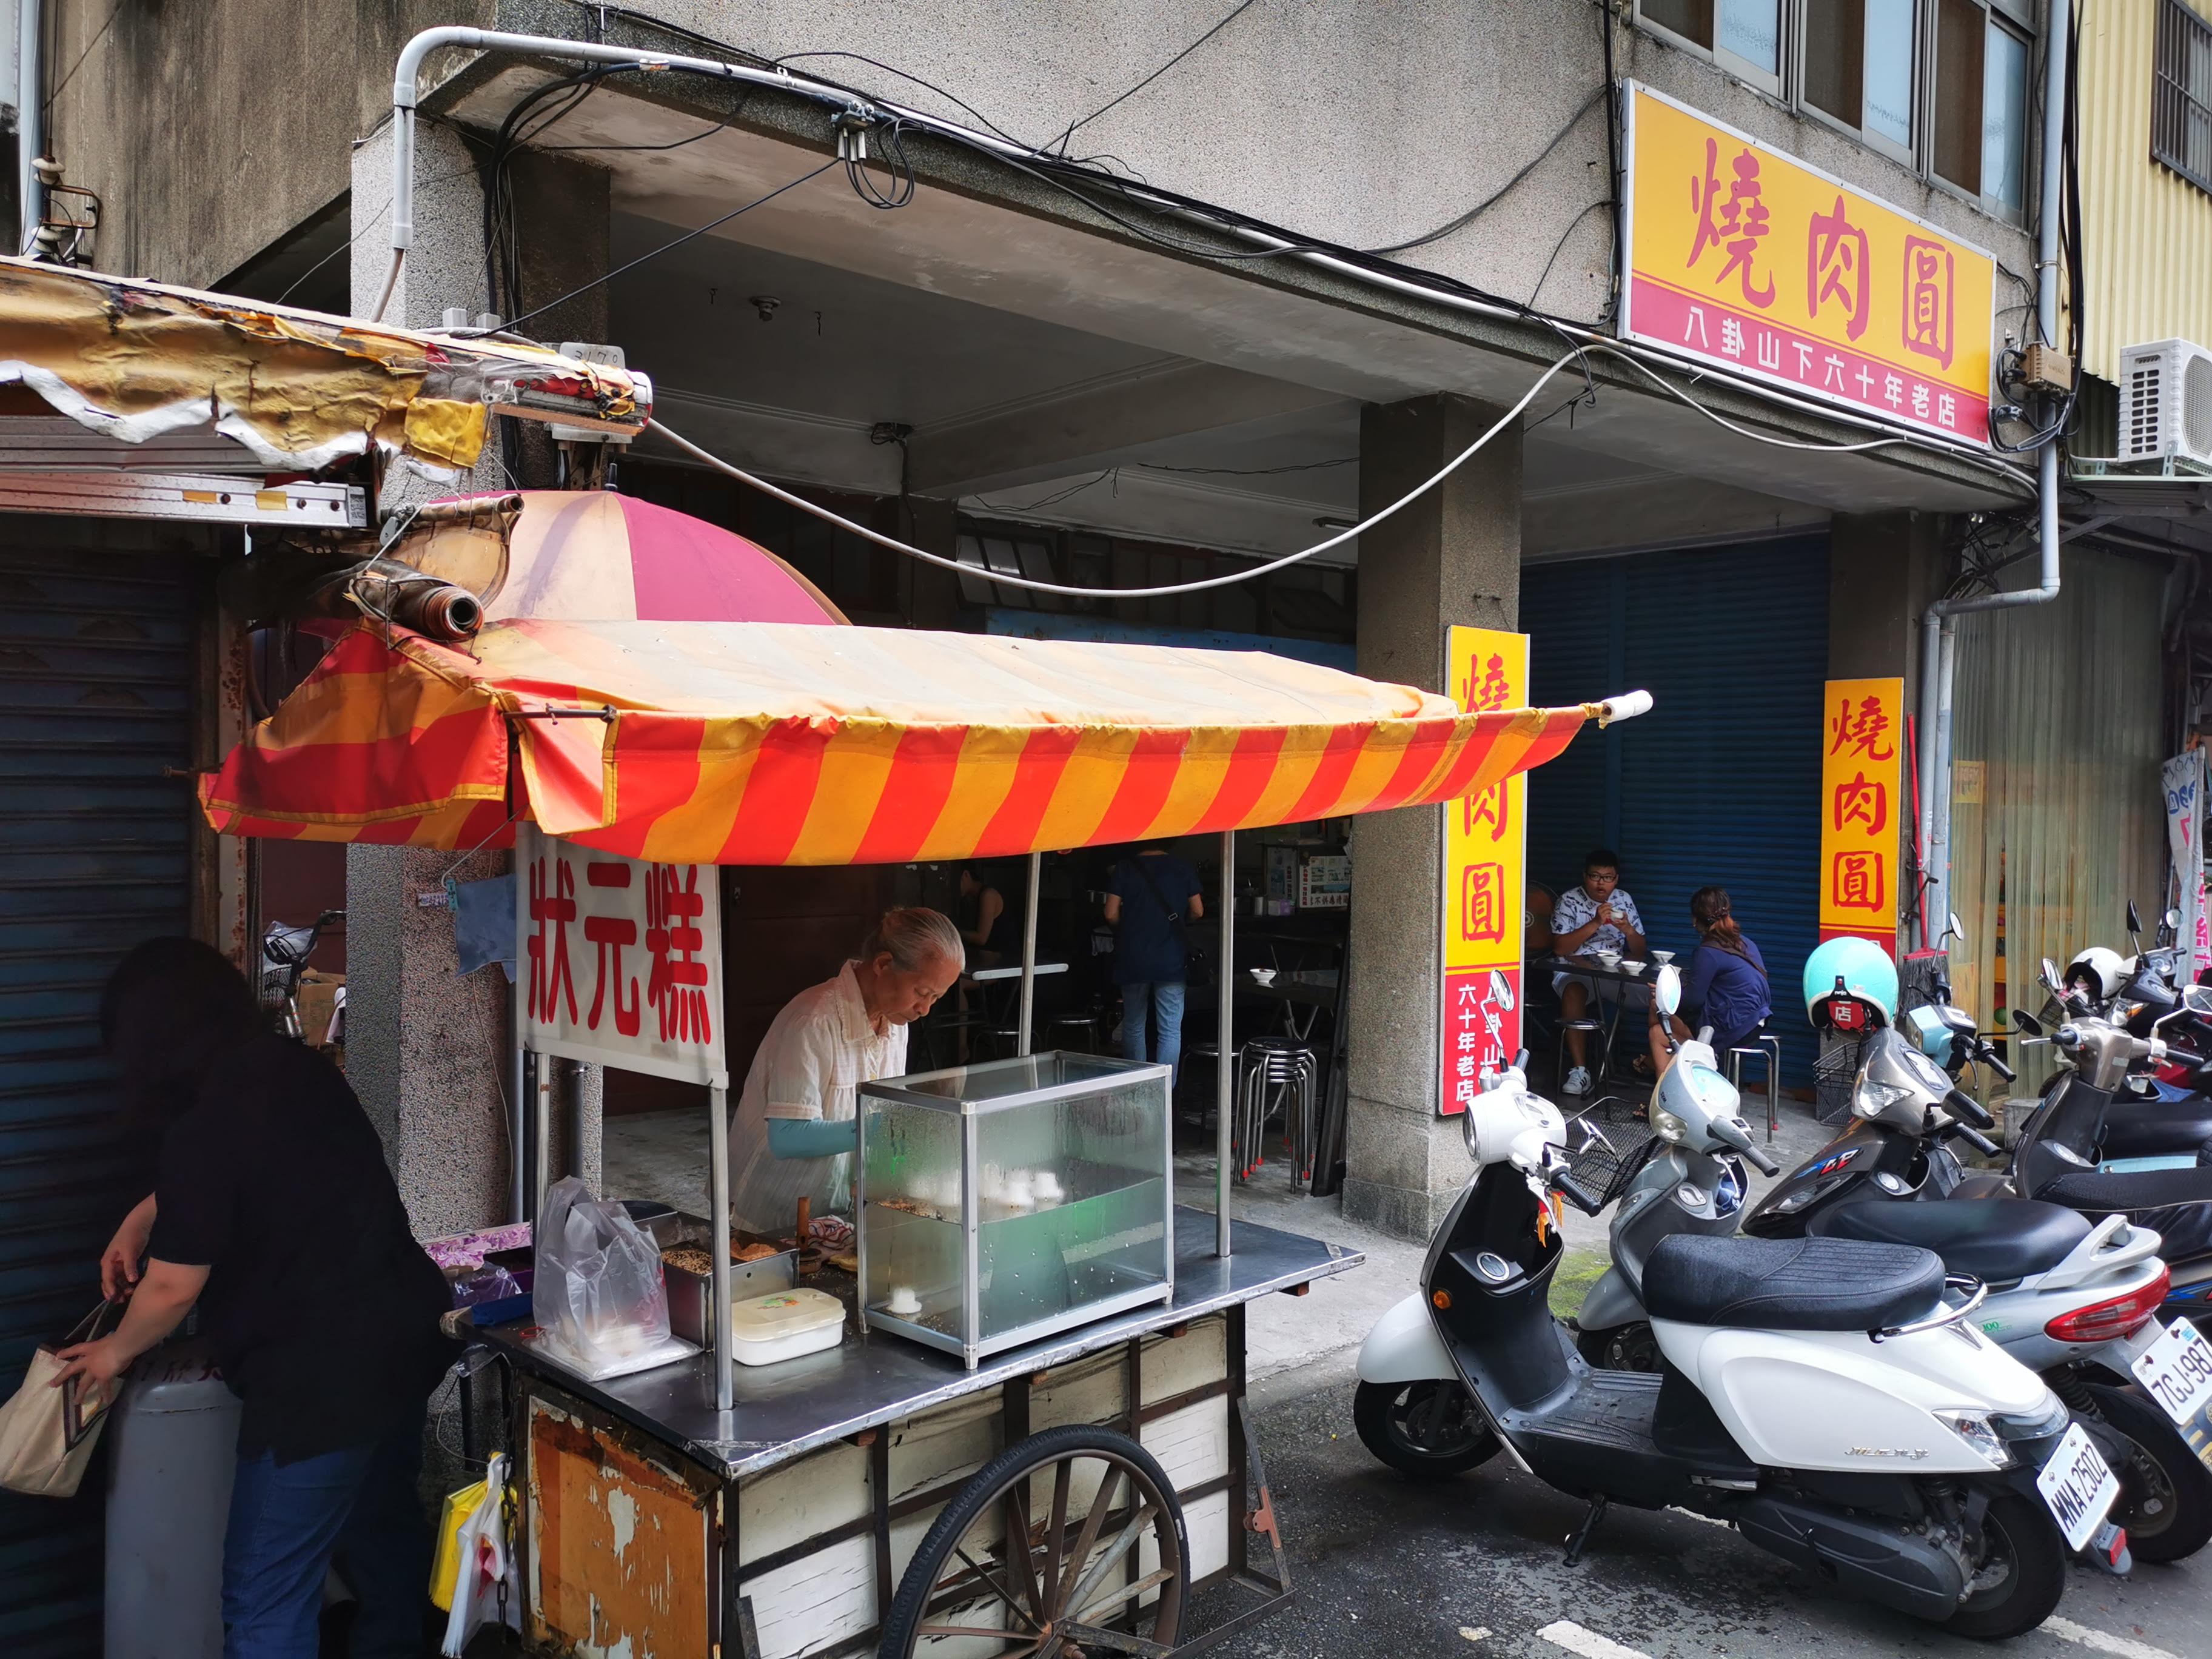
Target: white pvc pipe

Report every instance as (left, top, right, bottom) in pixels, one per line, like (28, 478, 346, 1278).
(1016, 850, 1040, 1055)
(16, 0, 39, 256)
(1914, 0, 2071, 947)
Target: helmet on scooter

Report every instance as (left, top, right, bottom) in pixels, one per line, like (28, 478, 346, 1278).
(1803, 936, 1898, 1032)
(2065, 946, 2128, 1003)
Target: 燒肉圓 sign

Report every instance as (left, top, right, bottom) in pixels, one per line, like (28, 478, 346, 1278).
(516, 824, 727, 1087)
(1818, 676, 1903, 954)
(1440, 627, 1529, 1116)
(1622, 84, 1994, 445)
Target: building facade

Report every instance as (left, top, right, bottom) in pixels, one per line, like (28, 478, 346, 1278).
(27, 0, 2176, 1236)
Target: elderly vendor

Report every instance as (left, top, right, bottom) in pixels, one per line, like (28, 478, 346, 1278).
(727, 908, 964, 1238)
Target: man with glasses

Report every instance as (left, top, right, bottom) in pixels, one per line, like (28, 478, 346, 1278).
(1549, 847, 1646, 1096)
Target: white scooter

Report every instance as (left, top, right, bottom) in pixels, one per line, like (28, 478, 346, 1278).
(1574, 972, 2210, 1562)
(1355, 1059, 2128, 1640)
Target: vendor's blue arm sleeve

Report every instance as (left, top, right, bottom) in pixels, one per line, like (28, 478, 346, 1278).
(767, 1116, 857, 1160)
(1680, 947, 1720, 1022)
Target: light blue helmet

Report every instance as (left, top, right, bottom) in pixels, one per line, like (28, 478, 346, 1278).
(1802, 936, 1899, 1030)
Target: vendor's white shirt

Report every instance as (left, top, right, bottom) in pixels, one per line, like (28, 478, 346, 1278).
(727, 962, 906, 1237)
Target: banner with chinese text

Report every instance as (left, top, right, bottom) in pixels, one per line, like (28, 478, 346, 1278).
(516, 824, 728, 1087)
(1623, 84, 1994, 445)
(1441, 627, 1528, 1116)
(1818, 677, 1903, 954)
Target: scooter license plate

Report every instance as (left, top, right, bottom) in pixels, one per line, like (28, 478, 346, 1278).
(2034, 1422, 2121, 1554)
(2130, 1317, 2212, 1462)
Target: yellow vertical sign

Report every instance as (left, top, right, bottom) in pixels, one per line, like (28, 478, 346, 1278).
(1818, 675, 1904, 953)
(1441, 627, 1529, 1116)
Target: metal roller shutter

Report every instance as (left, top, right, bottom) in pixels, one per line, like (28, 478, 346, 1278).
(1523, 537, 1830, 1083)
(0, 540, 198, 1656)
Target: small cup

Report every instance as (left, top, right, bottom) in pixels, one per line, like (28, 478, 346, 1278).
(886, 1285, 922, 1318)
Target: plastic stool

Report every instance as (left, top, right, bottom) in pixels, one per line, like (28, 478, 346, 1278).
(1726, 1033, 1784, 1139)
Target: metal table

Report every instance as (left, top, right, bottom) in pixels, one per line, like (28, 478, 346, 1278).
(1544, 952, 1667, 1084)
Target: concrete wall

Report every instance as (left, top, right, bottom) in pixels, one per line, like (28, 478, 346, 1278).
(42, 0, 2034, 318)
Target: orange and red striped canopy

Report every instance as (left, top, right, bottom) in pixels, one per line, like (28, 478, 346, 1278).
(200, 620, 1601, 865)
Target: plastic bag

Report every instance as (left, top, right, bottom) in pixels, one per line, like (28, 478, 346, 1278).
(438, 1452, 518, 1655)
(532, 1178, 678, 1379)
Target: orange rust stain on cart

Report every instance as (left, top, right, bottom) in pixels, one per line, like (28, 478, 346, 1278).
(527, 1404, 714, 1657)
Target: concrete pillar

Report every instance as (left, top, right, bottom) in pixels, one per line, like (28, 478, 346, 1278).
(1341, 395, 1521, 1240)
(1826, 511, 1948, 943)
(344, 122, 604, 1236)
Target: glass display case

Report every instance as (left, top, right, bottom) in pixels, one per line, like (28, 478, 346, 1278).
(857, 1052, 1175, 1368)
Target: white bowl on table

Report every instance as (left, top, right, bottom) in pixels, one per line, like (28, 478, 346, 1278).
(1649, 950, 1675, 966)
(1618, 959, 1646, 975)
(1593, 950, 1621, 970)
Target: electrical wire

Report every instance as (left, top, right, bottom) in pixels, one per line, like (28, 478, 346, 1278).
(1525, 198, 1612, 309)
(646, 343, 1910, 600)
(1366, 87, 1608, 256)
(466, 156, 843, 340)
(1051, 0, 1262, 155)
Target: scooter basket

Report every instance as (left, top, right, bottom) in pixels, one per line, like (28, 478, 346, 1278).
(1564, 1118, 1660, 1208)
(1813, 1033, 1868, 1125)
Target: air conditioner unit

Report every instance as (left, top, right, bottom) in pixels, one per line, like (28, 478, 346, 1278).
(2119, 338, 2212, 466)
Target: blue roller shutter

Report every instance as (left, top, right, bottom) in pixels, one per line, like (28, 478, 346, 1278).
(0, 540, 198, 1656)
(1523, 537, 1829, 1083)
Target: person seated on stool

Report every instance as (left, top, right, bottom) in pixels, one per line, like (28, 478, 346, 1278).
(1645, 885, 1770, 1078)
(1550, 846, 1646, 1096)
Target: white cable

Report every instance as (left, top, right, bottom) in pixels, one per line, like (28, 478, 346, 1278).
(650, 352, 1596, 599)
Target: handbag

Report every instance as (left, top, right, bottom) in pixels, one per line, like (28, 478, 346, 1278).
(0, 1300, 125, 1497)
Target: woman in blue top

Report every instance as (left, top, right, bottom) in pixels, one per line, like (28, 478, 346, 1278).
(1646, 886, 1771, 1073)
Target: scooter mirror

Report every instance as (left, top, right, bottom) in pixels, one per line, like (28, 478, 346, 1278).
(1947, 911, 1966, 950)
(2040, 957, 2062, 994)
(2185, 985, 2212, 1019)
(2168, 907, 2185, 932)
(1654, 963, 1682, 1019)
(2010, 1008, 2043, 1037)
(2128, 899, 2143, 936)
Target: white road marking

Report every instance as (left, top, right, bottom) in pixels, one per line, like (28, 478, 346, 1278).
(1458, 1628, 1490, 1643)
(2039, 1616, 2181, 1659)
(1537, 1620, 1652, 1659)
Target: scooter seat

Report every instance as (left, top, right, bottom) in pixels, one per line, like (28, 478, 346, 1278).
(2042, 1166, 2212, 1211)
(1806, 1199, 2090, 1281)
(1643, 1233, 1945, 1332)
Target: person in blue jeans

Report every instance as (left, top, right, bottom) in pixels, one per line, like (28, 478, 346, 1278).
(55, 939, 451, 1659)
(1104, 844, 1205, 1083)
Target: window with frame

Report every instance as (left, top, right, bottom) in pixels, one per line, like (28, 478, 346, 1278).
(2154, 0, 2212, 197)
(1632, 0, 2035, 221)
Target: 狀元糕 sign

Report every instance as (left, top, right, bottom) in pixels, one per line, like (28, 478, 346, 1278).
(517, 824, 728, 1086)
(1623, 84, 1994, 445)
(1818, 676, 1904, 954)
(1440, 626, 1528, 1116)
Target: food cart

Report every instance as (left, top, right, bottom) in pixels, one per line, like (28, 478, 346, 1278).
(202, 540, 1635, 1654)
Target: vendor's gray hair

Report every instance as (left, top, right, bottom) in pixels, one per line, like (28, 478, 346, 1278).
(862, 907, 965, 973)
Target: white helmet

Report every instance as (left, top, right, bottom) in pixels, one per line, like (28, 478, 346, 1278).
(2065, 945, 2129, 1002)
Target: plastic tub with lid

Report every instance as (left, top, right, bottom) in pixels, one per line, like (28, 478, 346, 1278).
(729, 1287, 845, 1366)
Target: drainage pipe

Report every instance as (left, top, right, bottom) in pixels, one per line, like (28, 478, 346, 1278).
(16, 0, 38, 256)
(1915, 0, 2071, 949)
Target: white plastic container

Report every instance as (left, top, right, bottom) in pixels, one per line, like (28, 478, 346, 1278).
(728, 1287, 846, 1367)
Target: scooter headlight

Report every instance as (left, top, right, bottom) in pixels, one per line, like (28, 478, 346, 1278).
(1854, 1079, 1914, 1119)
(1649, 1105, 1688, 1144)
(1934, 1410, 2014, 1468)
(1991, 1395, 2072, 1446)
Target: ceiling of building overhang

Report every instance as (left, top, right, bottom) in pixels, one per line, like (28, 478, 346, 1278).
(429, 71, 2005, 557)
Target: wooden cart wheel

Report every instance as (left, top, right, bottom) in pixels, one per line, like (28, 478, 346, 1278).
(879, 1423, 1189, 1658)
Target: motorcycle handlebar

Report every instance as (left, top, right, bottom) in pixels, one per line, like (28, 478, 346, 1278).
(1951, 1122, 2002, 1158)
(1979, 1045, 2017, 1083)
(1548, 1167, 1608, 1217)
(1944, 1087, 1996, 1130)
(1706, 1113, 1780, 1176)
(1741, 1142, 1781, 1178)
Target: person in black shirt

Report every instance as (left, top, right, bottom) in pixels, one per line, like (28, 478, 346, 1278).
(957, 863, 1013, 967)
(1104, 843, 1205, 1084)
(53, 939, 451, 1659)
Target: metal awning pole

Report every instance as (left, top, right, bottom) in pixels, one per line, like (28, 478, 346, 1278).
(1217, 830, 1235, 1258)
(710, 1081, 733, 1413)
(532, 1060, 553, 1218)
(1017, 851, 1041, 1055)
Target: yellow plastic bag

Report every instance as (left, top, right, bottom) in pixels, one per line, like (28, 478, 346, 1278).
(429, 1475, 488, 1610)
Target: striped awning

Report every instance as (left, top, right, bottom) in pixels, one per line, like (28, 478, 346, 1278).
(200, 620, 1607, 865)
